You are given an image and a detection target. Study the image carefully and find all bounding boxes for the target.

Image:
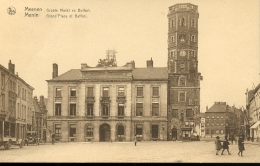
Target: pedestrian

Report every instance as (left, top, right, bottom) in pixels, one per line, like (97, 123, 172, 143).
(52, 133, 55, 145)
(215, 136, 222, 155)
(221, 135, 231, 155)
(238, 135, 245, 157)
(231, 133, 234, 145)
(134, 134, 137, 146)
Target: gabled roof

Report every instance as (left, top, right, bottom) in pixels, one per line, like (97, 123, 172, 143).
(133, 67, 168, 80)
(248, 90, 254, 102)
(206, 102, 227, 113)
(48, 69, 81, 81)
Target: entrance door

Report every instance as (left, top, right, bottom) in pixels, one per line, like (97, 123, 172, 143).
(99, 124, 110, 142)
(172, 128, 177, 140)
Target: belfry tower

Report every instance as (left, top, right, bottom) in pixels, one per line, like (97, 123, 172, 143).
(167, 3, 203, 141)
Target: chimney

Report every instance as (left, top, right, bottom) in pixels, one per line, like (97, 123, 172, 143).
(206, 106, 208, 111)
(131, 61, 135, 69)
(8, 60, 15, 74)
(52, 63, 58, 78)
(147, 57, 153, 68)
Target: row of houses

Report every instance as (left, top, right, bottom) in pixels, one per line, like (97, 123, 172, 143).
(0, 60, 47, 143)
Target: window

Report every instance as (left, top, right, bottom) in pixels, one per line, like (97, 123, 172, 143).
(118, 104, 124, 116)
(206, 129, 209, 134)
(55, 103, 61, 116)
(12, 82, 15, 92)
(102, 87, 109, 97)
(221, 116, 223, 118)
(179, 76, 186, 86)
(191, 19, 195, 27)
(136, 103, 143, 116)
(216, 116, 219, 118)
(25, 90, 26, 101)
(1, 74, 5, 86)
(86, 125, 93, 137)
(181, 18, 185, 26)
(118, 87, 124, 96)
(186, 109, 193, 118)
(171, 18, 175, 27)
(9, 80, 12, 91)
(69, 124, 76, 137)
(70, 103, 76, 116)
(212, 116, 214, 118)
(212, 123, 214, 126)
(55, 124, 61, 139)
(179, 92, 186, 102)
(18, 85, 20, 97)
(216, 122, 219, 126)
(180, 64, 185, 72)
(172, 109, 178, 118)
(22, 88, 24, 100)
(152, 87, 159, 97)
(191, 35, 195, 42)
(70, 88, 76, 97)
(87, 103, 93, 116)
(87, 87, 94, 97)
(221, 122, 223, 126)
(137, 87, 143, 97)
(136, 124, 143, 136)
(151, 125, 159, 138)
(56, 88, 61, 97)
(216, 130, 219, 134)
(170, 51, 174, 58)
(152, 103, 159, 116)
(206, 116, 209, 119)
(171, 36, 174, 42)
(102, 104, 109, 116)
(118, 125, 124, 137)
(220, 130, 224, 134)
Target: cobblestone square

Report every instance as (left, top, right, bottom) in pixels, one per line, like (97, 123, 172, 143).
(0, 140, 259, 163)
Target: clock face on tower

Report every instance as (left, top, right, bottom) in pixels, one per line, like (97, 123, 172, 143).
(180, 50, 186, 56)
(178, 33, 187, 43)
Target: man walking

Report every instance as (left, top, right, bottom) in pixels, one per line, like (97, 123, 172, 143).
(221, 135, 231, 155)
(134, 134, 137, 146)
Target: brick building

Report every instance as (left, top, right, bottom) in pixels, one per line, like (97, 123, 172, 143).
(167, 3, 202, 141)
(0, 60, 34, 145)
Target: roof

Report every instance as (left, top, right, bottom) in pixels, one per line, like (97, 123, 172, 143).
(250, 121, 260, 129)
(48, 67, 168, 81)
(206, 102, 227, 113)
(248, 90, 254, 102)
(48, 69, 81, 81)
(199, 112, 205, 118)
(132, 67, 168, 80)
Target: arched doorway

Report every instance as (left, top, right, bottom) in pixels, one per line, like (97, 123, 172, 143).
(99, 123, 110, 142)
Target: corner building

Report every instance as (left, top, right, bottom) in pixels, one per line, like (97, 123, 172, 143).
(167, 4, 202, 141)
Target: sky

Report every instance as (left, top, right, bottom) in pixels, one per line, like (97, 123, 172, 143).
(0, 0, 259, 112)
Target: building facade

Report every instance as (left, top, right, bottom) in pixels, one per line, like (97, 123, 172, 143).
(167, 3, 202, 141)
(0, 60, 34, 143)
(246, 84, 260, 141)
(199, 112, 205, 137)
(46, 56, 168, 142)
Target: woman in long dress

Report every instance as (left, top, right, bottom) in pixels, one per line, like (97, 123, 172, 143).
(215, 136, 222, 155)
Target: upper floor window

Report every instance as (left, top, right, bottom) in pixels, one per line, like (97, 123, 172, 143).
(102, 103, 109, 116)
(102, 87, 109, 97)
(18, 85, 21, 97)
(170, 51, 174, 58)
(136, 103, 143, 116)
(206, 116, 209, 119)
(56, 88, 61, 97)
(172, 109, 178, 118)
(12, 82, 15, 92)
(87, 103, 93, 116)
(191, 19, 195, 27)
(137, 87, 143, 97)
(25, 90, 26, 101)
(212, 116, 214, 119)
(212, 123, 214, 126)
(70, 103, 76, 116)
(179, 92, 186, 102)
(181, 18, 185, 26)
(179, 76, 186, 87)
(1, 74, 5, 86)
(191, 35, 196, 42)
(118, 87, 125, 96)
(87, 87, 94, 97)
(152, 87, 159, 97)
(180, 64, 185, 72)
(216, 116, 219, 118)
(152, 103, 159, 116)
(118, 103, 124, 116)
(186, 109, 193, 118)
(70, 88, 76, 97)
(221, 116, 223, 118)
(55, 103, 61, 116)
(9, 80, 12, 91)
(171, 36, 174, 43)
(171, 18, 175, 27)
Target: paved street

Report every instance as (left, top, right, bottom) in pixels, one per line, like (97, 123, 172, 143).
(0, 141, 259, 163)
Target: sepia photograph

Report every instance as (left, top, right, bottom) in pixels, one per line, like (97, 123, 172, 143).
(0, 0, 259, 163)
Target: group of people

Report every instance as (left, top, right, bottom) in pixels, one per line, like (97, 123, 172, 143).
(215, 134, 245, 156)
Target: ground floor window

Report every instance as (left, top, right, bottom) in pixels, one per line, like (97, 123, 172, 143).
(55, 124, 61, 140)
(69, 124, 76, 137)
(4, 122, 9, 137)
(206, 129, 209, 134)
(117, 125, 124, 137)
(86, 125, 93, 137)
(136, 124, 143, 137)
(220, 130, 224, 134)
(151, 125, 159, 138)
(216, 130, 219, 134)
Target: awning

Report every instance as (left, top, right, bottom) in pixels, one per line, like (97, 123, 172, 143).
(250, 121, 260, 129)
